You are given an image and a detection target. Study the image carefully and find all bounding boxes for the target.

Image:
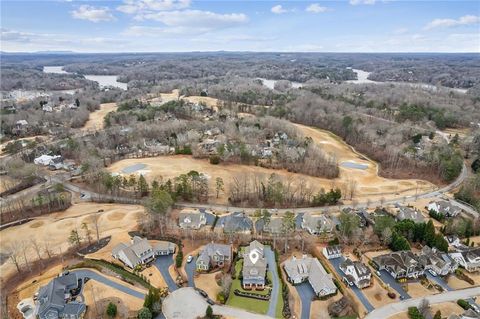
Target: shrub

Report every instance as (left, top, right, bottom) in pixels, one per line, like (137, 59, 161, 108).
(209, 155, 221, 165)
(457, 299, 471, 310)
(106, 302, 117, 318)
(138, 307, 152, 319)
(206, 305, 213, 318)
(175, 249, 184, 268)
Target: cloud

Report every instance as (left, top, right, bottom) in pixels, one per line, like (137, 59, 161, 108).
(271, 5, 288, 14)
(117, 0, 190, 14)
(71, 5, 115, 22)
(306, 3, 328, 13)
(136, 9, 247, 30)
(393, 27, 408, 35)
(424, 15, 480, 30)
(349, 0, 376, 5)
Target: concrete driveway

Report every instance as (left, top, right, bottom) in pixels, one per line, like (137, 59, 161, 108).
(328, 257, 374, 312)
(154, 255, 177, 291)
(377, 270, 410, 300)
(264, 247, 280, 317)
(72, 269, 145, 299)
(294, 282, 315, 319)
(185, 256, 197, 288)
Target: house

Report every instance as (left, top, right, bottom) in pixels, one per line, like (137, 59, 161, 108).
(372, 251, 424, 279)
(219, 212, 253, 234)
(198, 138, 220, 155)
(112, 236, 155, 269)
(323, 245, 342, 260)
(448, 309, 480, 319)
(42, 104, 53, 112)
(418, 246, 458, 276)
(428, 201, 462, 218)
(196, 243, 232, 271)
(449, 247, 480, 272)
(178, 209, 207, 229)
(242, 240, 267, 290)
(154, 241, 176, 256)
(339, 258, 372, 289)
(34, 273, 86, 319)
(396, 206, 425, 223)
(301, 213, 333, 235)
(15, 120, 29, 129)
(283, 255, 337, 297)
(445, 235, 467, 250)
(256, 217, 284, 234)
(34, 155, 63, 166)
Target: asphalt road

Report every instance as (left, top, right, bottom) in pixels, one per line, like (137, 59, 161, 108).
(154, 255, 177, 292)
(328, 257, 374, 312)
(72, 269, 145, 299)
(265, 246, 280, 317)
(365, 286, 480, 319)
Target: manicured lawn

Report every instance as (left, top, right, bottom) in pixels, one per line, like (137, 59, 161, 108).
(226, 258, 271, 314)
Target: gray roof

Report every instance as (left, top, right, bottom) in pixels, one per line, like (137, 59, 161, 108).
(197, 243, 232, 265)
(324, 245, 342, 256)
(35, 273, 85, 319)
(263, 218, 284, 234)
(155, 241, 175, 252)
(373, 251, 423, 275)
(243, 241, 267, 282)
(418, 246, 455, 270)
(397, 206, 425, 223)
(339, 258, 371, 278)
(178, 210, 206, 228)
(302, 213, 333, 233)
(130, 236, 153, 256)
(221, 212, 253, 233)
(431, 200, 462, 215)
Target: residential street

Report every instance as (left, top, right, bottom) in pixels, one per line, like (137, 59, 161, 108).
(365, 286, 480, 319)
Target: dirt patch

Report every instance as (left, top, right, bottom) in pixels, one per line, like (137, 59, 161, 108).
(405, 282, 439, 298)
(29, 221, 44, 228)
(195, 272, 222, 300)
(107, 212, 125, 221)
(82, 103, 117, 131)
(310, 293, 342, 319)
(0, 203, 144, 282)
(363, 277, 399, 309)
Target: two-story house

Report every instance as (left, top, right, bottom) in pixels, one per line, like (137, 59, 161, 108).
(339, 258, 372, 289)
(372, 251, 424, 279)
(196, 243, 232, 271)
(242, 240, 267, 290)
(418, 246, 458, 276)
(449, 247, 480, 272)
(112, 236, 155, 269)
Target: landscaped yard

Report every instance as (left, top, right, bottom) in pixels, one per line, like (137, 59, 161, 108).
(226, 258, 270, 314)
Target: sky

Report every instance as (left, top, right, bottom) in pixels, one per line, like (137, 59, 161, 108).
(1, 0, 479, 53)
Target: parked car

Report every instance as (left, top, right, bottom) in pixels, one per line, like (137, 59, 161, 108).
(187, 255, 193, 263)
(376, 271, 381, 277)
(428, 269, 437, 277)
(207, 298, 215, 305)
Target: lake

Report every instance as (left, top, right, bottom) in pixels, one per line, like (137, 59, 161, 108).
(43, 66, 127, 90)
(257, 78, 303, 90)
(346, 68, 468, 94)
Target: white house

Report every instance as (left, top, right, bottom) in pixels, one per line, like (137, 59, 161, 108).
(34, 155, 62, 166)
(449, 248, 480, 272)
(323, 245, 342, 260)
(428, 201, 462, 217)
(339, 258, 372, 289)
(112, 236, 155, 269)
(283, 255, 337, 297)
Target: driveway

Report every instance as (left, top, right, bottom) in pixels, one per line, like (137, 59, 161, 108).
(185, 256, 196, 287)
(294, 282, 315, 319)
(154, 255, 177, 291)
(366, 286, 480, 319)
(329, 257, 374, 312)
(72, 269, 145, 299)
(377, 270, 410, 300)
(264, 247, 280, 317)
(425, 272, 453, 291)
(163, 287, 272, 319)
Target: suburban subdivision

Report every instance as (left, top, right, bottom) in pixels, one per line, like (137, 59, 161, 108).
(1, 3, 480, 318)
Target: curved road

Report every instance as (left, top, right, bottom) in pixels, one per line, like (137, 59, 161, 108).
(365, 286, 480, 319)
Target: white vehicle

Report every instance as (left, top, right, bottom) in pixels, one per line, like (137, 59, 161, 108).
(428, 269, 437, 277)
(376, 271, 382, 277)
(186, 255, 193, 263)
(471, 304, 480, 313)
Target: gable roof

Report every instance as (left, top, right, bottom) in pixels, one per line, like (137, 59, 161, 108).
(302, 213, 333, 232)
(221, 212, 253, 233)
